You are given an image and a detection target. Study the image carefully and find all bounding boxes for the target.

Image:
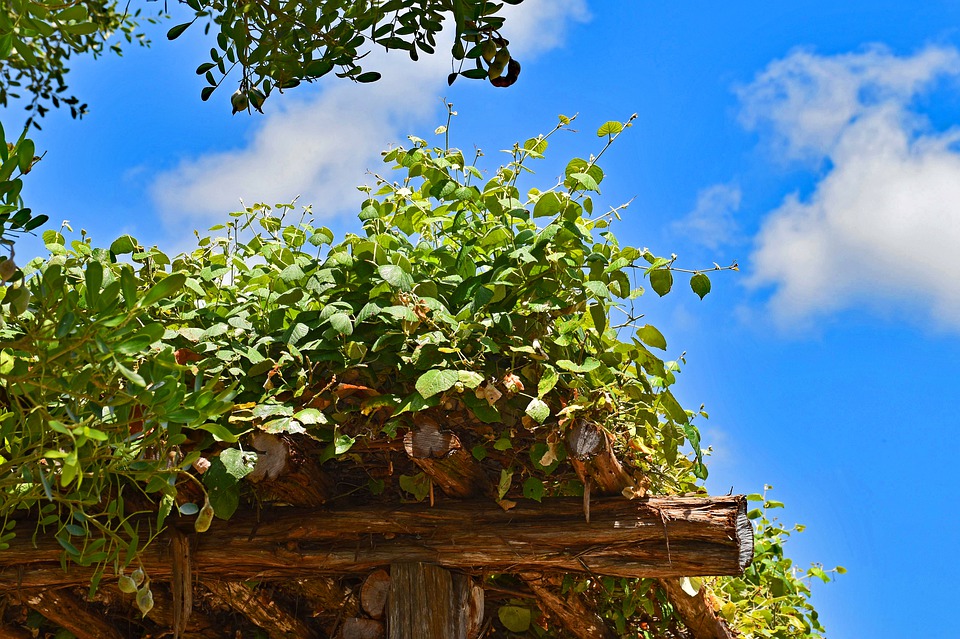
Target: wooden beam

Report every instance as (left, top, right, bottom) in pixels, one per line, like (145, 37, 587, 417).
(170, 528, 193, 639)
(520, 573, 614, 639)
(203, 581, 320, 639)
(387, 563, 481, 639)
(23, 588, 125, 639)
(659, 578, 737, 639)
(0, 495, 752, 590)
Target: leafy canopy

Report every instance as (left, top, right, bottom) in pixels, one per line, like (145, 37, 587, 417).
(0, 113, 837, 636)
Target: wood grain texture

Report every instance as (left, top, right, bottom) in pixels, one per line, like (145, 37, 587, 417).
(24, 588, 125, 639)
(387, 563, 481, 639)
(659, 578, 738, 639)
(0, 496, 751, 590)
(203, 581, 320, 639)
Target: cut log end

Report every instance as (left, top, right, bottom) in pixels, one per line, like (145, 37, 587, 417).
(736, 497, 754, 572)
(403, 417, 461, 459)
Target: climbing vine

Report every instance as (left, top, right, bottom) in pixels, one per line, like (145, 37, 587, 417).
(0, 114, 837, 636)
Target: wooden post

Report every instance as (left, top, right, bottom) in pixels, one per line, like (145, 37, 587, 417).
(387, 563, 482, 639)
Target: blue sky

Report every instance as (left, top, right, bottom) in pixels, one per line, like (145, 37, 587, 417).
(12, 1, 960, 636)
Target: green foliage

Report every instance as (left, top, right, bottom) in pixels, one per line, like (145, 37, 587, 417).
(714, 489, 845, 638)
(0, 0, 155, 125)
(169, 0, 527, 112)
(0, 116, 829, 636)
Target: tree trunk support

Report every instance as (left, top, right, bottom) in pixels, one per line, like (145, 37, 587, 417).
(520, 573, 615, 639)
(659, 578, 737, 639)
(203, 581, 320, 639)
(387, 563, 482, 639)
(23, 588, 126, 639)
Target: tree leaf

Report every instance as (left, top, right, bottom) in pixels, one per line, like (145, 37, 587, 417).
(525, 398, 549, 424)
(649, 269, 673, 297)
(415, 369, 459, 398)
(596, 120, 624, 137)
(498, 606, 531, 633)
(166, 22, 192, 40)
(637, 324, 667, 350)
(522, 477, 544, 502)
(533, 191, 562, 218)
(537, 365, 558, 397)
(378, 264, 414, 290)
(328, 312, 353, 335)
(139, 273, 186, 308)
(556, 358, 600, 373)
(690, 272, 711, 299)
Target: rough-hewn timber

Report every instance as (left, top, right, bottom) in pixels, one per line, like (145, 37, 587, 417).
(659, 577, 738, 639)
(23, 588, 126, 639)
(387, 563, 482, 639)
(0, 495, 751, 591)
(520, 572, 615, 639)
(203, 581, 320, 639)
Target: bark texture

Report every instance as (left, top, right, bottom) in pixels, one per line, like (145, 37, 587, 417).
(387, 563, 482, 639)
(0, 496, 751, 590)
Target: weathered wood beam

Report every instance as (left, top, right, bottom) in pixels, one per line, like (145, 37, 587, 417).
(93, 584, 223, 639)
(23, 588, 126, 639)
(0, 496, 751, 590)
(659, 578, 737, 639)
(387, 563, 482, 639)
(519, 573, 614, 639)
(203, 581, 320, 639)
(170, 528, 193, 639)
(0, 622, 34, 639)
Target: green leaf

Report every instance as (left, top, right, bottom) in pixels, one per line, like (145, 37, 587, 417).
(356, 71, 382, 83)
(84, 261, 103, 309)
(497, 469, 513, 500)
(556, 358, 600, 373)
(378, 264, 414, 290)
(115, 363, 145, 387)
(167, 22, 193, 40)
(690, 272, 711, 299)
(457, 370, 484, 389)
(304, 59, 334, 77)
(415, 369, 460, 398)
(584, 280, 609, 299)
(533, 191, 562, 218)
(139, 273, 186, 308)
(649, 269, 673, 297)
(328, 312, 353, 335)
(570, 171, 599, 191)
(537, 365, 558, 397)
(596, 121, 624, 137)
(637, 324, 667, 350)
(525, 398, 549, 424)
(17, 139, 35, 174)
(399, 473, 430, 501)
(522, 477, 545, 502)
(498, 606, 531, 633)
(110, 234, 137, 255)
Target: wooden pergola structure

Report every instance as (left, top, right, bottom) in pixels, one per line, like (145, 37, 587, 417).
(0, 417, 753, 639)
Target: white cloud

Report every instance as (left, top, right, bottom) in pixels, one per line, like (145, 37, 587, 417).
(742, 45, 960, 328)
(674, 182, 742, 249)
(150, 1, 590, 229)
